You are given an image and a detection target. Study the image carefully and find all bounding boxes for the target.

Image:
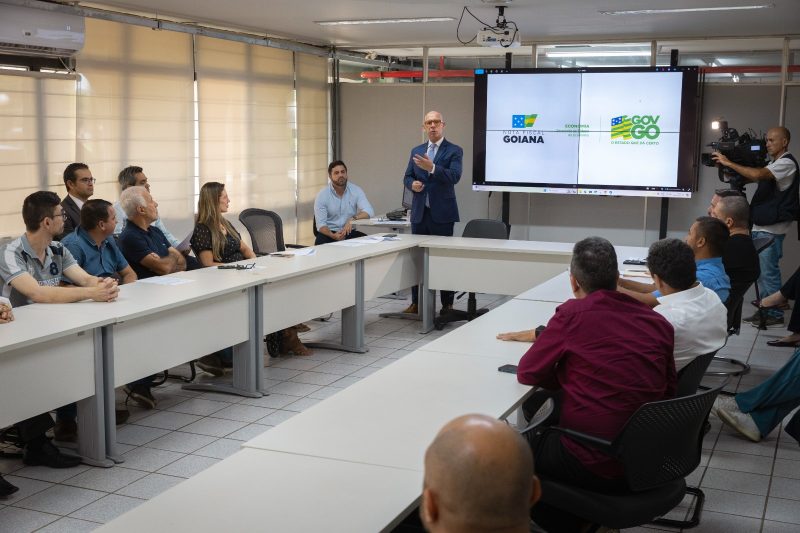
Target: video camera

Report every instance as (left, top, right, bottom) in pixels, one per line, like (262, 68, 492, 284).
(701, 121, 768, 191)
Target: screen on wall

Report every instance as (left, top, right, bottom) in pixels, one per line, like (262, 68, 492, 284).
(472, 66, 700, 198)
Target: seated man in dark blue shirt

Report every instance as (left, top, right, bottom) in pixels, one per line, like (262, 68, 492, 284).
(118, 186, 186, 279)
(63, 199, 136, 283)
(62, 199, 157, 423)
(619, 216, 731, 307)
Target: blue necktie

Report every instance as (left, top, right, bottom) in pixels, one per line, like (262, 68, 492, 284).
(425, 143, 436, 208)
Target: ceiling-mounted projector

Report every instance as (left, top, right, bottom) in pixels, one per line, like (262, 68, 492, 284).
(476, 28, 520, 47)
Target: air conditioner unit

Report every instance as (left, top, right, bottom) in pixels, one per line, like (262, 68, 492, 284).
(0, 5, 84, 58)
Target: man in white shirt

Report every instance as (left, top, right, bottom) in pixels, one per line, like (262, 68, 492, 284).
(647, 238, 728, 370)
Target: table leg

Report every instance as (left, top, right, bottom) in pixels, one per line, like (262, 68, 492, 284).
(306, 260, 368, 354)
(102, 326, 124, 464)
(421, 247, 435, 333)
(73, 328, 113, 467)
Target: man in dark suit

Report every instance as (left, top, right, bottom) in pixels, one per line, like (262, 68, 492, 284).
(403, 110, 463, 314)
(59, 162, 95, 239)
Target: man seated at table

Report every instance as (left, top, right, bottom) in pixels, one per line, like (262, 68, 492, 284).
(114, 165, 199, 270)
(421, 414, 540, 533)
(0, 191, 119, 469)
(314, 160, 374, 245)
(63, 199, 157, 413)
(709, 193, 760, 308)
(516, 236, 676, 530)
(618, 216, 731, 307)
(59, 162, 95, 239)
(0, 297, 18, 497)
(644, 238, 728, 371)
(118, 186, 186, 279)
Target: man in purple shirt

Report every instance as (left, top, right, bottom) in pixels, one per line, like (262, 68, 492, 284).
(517, 237, 676, 530)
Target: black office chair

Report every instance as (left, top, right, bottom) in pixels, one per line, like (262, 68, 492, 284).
(752, 234, 777, 330)
(434, 219, 510, 330)
(676, 350, 718, 398)
(523, 383, 723, 531)
(238, 208, 304, 256)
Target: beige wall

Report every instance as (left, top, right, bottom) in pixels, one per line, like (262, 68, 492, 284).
(341, 82, 800, 284)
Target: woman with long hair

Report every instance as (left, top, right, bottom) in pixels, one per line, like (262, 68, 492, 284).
(191, 182, 310, 375)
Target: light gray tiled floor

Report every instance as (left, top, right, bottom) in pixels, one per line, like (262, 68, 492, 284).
(2, 295, 800, 532)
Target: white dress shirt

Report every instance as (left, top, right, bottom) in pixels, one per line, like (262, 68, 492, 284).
(654, 282, 728, 371)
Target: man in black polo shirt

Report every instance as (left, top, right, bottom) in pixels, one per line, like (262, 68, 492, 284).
(713, 127, 798, 327)
(709, 192, 760, 324)
(118, 186, 186, 279)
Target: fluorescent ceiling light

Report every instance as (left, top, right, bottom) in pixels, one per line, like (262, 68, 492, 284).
(545, 50, 651, 58)
(600, 4, 773, 15)
(316, 17, 454, 26)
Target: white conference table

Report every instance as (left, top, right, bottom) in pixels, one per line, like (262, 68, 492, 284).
(100, 236, 652, 530)
(0, 305, 112, 466)
(418, 298, 559, 361)
(247, 234, 430, 367)
(242, 347, 533, 471)
(419, 237, 575, 331)
(96, 448, 423, 533)
(353, 217, 412, 232)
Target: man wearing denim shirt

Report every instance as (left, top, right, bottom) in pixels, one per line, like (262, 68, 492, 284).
(314, 160, 374, 245)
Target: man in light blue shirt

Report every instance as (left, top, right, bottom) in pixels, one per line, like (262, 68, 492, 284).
(314, 160, 375, 245)
(619, 216, 731, 306)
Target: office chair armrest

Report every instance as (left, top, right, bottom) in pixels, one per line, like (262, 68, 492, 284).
(546, 426, 614, 454)
(285, 244, 306, 249)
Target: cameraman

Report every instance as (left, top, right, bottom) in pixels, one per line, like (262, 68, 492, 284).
(713, 127, 798, 327)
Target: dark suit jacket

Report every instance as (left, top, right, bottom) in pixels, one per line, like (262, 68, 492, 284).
(403, 138, 463, 224)
(59, 195, 81, 240)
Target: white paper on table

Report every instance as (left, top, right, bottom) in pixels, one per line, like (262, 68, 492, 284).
(329, 240, 370, 247)
(359, 234, 400, 242)
(622, 269, 651, 279)
(138, 276, 195, 286)
(175, 232, 193, 252)
(269, 247, 316, 257)
(291, 247, 316, 256)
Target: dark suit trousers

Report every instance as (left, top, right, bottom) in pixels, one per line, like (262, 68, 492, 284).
(314, 230, 366, 246)
(411, 207, 454, 307)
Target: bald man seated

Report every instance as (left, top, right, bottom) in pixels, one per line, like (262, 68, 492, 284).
(421, 414, 541, 533)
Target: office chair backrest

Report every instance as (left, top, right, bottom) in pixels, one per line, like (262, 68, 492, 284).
(462, 218, 509, 240)
(725, 279, 752, 333)
(615, 384, 721, 492)
(675, 350, 717, 397)
(238, 208, 286, 255)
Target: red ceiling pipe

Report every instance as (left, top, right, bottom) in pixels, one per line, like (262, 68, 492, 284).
(360, 70, 474, 79)
(701, 65, 800, 73)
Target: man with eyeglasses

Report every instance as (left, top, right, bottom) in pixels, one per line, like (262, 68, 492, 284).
(0, 191, 119, 470)
(402, 110, 463, 315)
(59, 162, 96, 239)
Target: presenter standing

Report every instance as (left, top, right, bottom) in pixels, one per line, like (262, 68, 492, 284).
(402, 110, 463, 315)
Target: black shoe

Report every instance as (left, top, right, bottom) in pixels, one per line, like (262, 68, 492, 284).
(0, 474, 18, 498)
(744, 312, 785, 328)
(23, 439, 81, 468)
(116, 408, 130, 425)
(53, 419, 77, 443)
(439, 305, 454, 316)
(196, 354, 225, 377)
(124, 384, 156, 409)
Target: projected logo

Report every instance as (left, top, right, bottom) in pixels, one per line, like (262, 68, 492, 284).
(512, 114, 538, 128)
(611, 115, 661, 140)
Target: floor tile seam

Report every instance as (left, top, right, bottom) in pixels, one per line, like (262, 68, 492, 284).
(3, 505, 99, 525)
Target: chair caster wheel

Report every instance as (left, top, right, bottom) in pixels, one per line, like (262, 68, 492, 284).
(434, 319, 445, 331)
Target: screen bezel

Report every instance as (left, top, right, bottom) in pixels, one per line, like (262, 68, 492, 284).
(472, 66, 700, 198)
